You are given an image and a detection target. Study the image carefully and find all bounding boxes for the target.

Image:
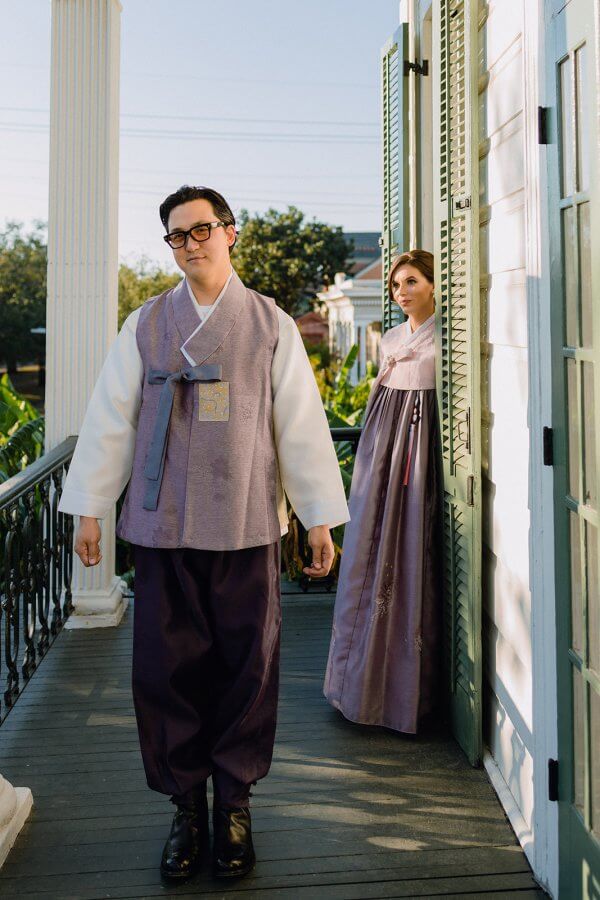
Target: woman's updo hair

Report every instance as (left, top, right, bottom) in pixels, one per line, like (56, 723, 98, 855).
(387, 249, 434, 301)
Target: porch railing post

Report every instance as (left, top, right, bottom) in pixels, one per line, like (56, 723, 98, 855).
(46, 0, 124, 627)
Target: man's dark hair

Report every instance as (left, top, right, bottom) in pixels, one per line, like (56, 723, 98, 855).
(159, 185, 236, 234)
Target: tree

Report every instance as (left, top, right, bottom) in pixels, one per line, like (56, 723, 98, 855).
(118, 257, 180, 328)
(232, 207, 352, 317)
(0, 222, 47, 372)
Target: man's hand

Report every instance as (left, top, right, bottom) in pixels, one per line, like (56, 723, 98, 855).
(74, 516, 103, 567)
(303, 525, 335, 578)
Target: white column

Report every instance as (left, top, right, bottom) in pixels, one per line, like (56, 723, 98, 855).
(355, 325, 363, 381)
(46, 0, 125, 628)
(345, 319, 357, 382)
(358, 320, 368, 380)
(0, 775, 32, 869)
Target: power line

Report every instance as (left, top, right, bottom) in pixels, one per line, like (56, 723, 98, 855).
(0, 171, 379, 201)
(0, 105, 379, 129)
(122, 70, 379, 91)
(0, 157, 380, 182)
(0, 63, 379, 91)
(120, 168, 379, 182)
(0, 123, 379, 145)
(119, 188, 379, 208)
(0, 189, 380, 213)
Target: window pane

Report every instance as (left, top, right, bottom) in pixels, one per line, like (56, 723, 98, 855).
(592, 688, 600, 835)
(571, 511, 583, 657)
(583, 363, 597, 508)
(563, 206, 579, 347)
(573, 667, 585, 813)
(575, 45, 590, 193)
(560, 57, 575, 198)
(580, 203, 593, 348)
(588, 522, 600, 676)
(567, 358, 580, 499)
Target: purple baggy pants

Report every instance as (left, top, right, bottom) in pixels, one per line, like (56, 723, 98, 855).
(131, 541, 281, 807)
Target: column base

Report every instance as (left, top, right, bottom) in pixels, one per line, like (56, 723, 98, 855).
(65, 575, 128, 629)
(0, 781, 33, 870)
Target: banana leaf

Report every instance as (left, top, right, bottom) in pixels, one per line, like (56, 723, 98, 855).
(334, 345, 358, 390)
(0, 417, 45, 482)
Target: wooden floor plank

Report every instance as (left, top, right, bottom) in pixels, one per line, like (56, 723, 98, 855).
(0, 596, 546, 897)
(0, 846, 532, 895)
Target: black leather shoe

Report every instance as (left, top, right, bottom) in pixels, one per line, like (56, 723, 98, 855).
(160, 797, 209, 882)
(212, 805, 256, 879)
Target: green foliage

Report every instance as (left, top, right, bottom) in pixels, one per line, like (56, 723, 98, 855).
(0, 221, 48, 371)
(304, 341, 332, 369)
(118, 257, 180, 328)
(308, 343, 378, 429)
(0, 375, 45, 482)
(232, 207, 351, 317)
(324, 344, 377, 501)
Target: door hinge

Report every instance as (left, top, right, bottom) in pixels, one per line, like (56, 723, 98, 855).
(538, 106, 551, 145)
(548, 758, 559, 801)
(543, 426, 554, 466)
(404, 59, 429, 77)
(453, 196, 472, 216)
(466, 407, 471, 454)
(467, 475, 475, 507)
(457, 408, 471, 452)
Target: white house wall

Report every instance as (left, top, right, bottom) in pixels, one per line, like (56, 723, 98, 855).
(479, 0, 535, 849)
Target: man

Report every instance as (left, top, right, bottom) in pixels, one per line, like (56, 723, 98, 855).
(58, 186, 349, 882)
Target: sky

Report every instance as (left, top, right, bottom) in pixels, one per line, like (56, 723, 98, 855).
(0, 0, 401, 270)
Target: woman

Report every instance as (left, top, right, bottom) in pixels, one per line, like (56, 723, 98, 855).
(323, 250, 443, 734)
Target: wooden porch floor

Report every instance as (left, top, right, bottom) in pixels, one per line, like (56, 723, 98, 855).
(0, 590, 546, 899)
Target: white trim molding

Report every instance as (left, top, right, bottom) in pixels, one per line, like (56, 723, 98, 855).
(524, 0, 559, 895)
(483, 750, 534, 856)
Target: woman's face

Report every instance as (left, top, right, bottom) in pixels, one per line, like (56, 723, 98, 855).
(390, 265, 434, 318)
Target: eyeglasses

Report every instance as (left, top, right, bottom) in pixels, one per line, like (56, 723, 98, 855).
(163, 221, 227, 249)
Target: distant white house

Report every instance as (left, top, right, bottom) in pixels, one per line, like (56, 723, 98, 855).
(317, 256, 383, 383)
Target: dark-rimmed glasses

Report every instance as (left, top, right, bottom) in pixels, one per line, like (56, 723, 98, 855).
(163, 221, 227, 249)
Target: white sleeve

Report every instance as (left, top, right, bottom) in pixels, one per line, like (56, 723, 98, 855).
(57, 308, 144, 519)
(272, 308, 350, 531)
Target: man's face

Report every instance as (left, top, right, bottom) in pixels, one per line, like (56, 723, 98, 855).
(167, 198, 236, 280)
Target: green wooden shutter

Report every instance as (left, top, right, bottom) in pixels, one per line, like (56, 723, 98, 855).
(433, 0, 482, 766)
(381, 23, 409, 333)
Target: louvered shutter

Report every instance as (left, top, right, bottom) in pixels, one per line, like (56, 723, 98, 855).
(433, 0, 482, 765)
(381, 23, 409, 333)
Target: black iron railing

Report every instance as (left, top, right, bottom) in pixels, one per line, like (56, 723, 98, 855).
(0, 436, 76, 723)
(329, 427, 363, 449)
(295, 425, 362, 592)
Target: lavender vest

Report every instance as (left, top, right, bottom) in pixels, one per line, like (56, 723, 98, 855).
(116, 271, 282, 551)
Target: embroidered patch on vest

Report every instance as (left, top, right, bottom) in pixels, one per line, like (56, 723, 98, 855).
(198, 382, 230, 421)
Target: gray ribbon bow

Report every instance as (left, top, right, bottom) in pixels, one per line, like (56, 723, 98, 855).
(142, 364, 222, 511)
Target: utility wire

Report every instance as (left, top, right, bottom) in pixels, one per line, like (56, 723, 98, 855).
(0, 171, 378, 201)
(0, 63, 379, 91)
(0, 158, 380, 181)
(0, 123, 379, 144)
(0, 105, 378, 129)
(0, 188, 380, 211)
(119, 188, 379, 208)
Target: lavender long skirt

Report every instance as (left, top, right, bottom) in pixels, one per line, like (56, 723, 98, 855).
(324, 384, 443, 734)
